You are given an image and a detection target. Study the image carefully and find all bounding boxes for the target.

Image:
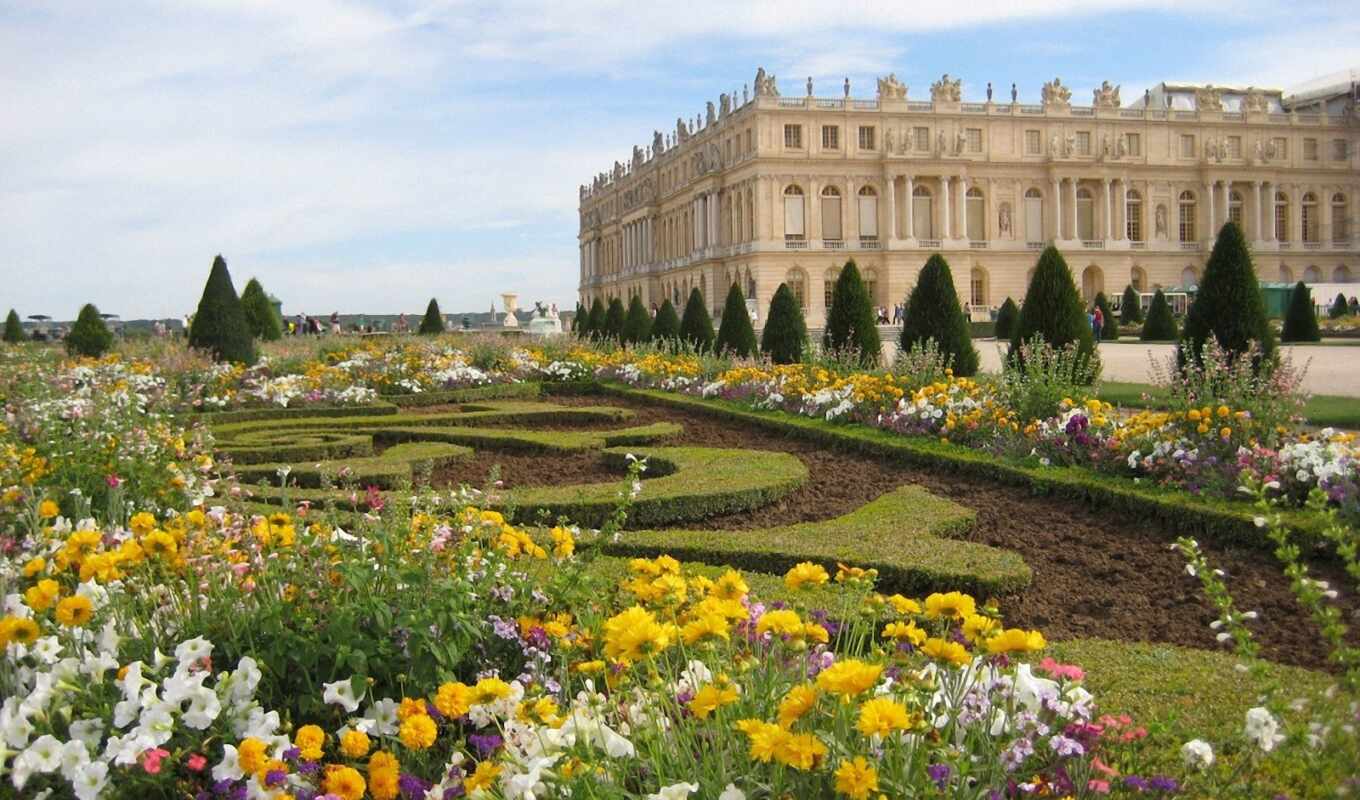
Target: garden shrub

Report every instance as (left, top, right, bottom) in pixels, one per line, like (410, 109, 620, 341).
(604, 297, 626, 342)
(1121, 285, 1144, 324)
(3, 309, 22, 343)
(1281, 281, 1320, 343)
(1329, 292, 1349, 320)
(1008, 246, 1094, 372)
(760, 283, 808, 364)
(571, 302, 584, 336)
(679, 288, 715, 353)
(239, 278, 283, 341)
(993, 297, 1018, 341)
(1094, 292, 1118, 341)
(899, 253, 978, 376)
(65, 303, 113, 357)
(189, 254, 256, 364)
(1141, 289, 1179, 341)
(649, 298, 681, 344)
(715, 283, 757, 358)
(586, 298, 606, 340)
(1001, 336, 1101, 422)
(823, 259, 881, 367)
(419, 298, 445, 335)
(1179, 221, 1275, 369)
(621, 295, 652, 345)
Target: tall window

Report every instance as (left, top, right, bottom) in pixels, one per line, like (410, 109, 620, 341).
(1334, 265, 1353, 282)
(863, 269, 878, 306)
(1303, 265, 1321, 283)
(1229, 191, 1243, 226)
(1131, 266, 1147, 292)
(966, 128, 982, 153)
(1228, 136, 1242, 159)
(914, 127, 930, 151)
(1124, 133, 1141, 156)
(912, 185, 934, 240)
(1180, 135, 1195, 158)
(1302, 193, 1318, 242)
(1024, 188, 1044, 243)
(783, 185, 805, 240)
(857, 186, 879, 240)
(786, 269, 807, 310)
(824, 267, 840, 309)
(970, 268, 988, 307)
(1126, 190, 1143, 242)
(1181, 266, 1198, 288)
(1271, 137, 1287, 159)
(966, 187, 985, 240)
(858, 126, 875, 150)
(1334, 193, 1349, 243)
(1280, 264, 1293, 283)
(1076, 187, 1095, 240)
(1303, 138, 1318, 161)
(1178, 190, 1197, 242)
(1334, 139, 1349, 161)
(822, 125, 840, 150)
(1275, 192, 1290, 241)
(1025, 130, 1041, 155)
(784, 124, 802, 148)
(1075, 131, 1091, 156)
(820, 186, 843, 241)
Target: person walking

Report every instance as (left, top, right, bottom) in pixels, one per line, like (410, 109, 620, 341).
(329, 311, 341, 335)
(1092, 305, 1104, 340)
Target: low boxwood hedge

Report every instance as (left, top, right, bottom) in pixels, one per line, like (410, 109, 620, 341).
(234, 440, 473, 489)
(385, 382, 540, 407)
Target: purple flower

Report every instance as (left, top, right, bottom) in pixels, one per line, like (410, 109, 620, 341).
(282, 747, 301, 763)
(468, 733, 503, 757)
(299, 760, 322, 776)
(399, 772, 432, 798)
(1148, 776, 1179, 792)
(265, 769, 287, 788)
(1049, 734, 1085, 757)
(927, 763, 951, 790)
(1123, 776, 1149, 791)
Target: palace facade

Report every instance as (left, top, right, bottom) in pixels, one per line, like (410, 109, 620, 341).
(578, 68, 1359, 327)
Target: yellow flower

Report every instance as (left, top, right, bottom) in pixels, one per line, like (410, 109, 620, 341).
(293, 724, 325, 760)
(984, 628, 1047, 654)
(1220, 426, 1232, 438)
(815, 660, 883, 698)
(434, 682, 472, 719)
(21, 557, 45, 578)
(368, 767, 399, 800)
(735, 719, 789, 763)
(238, 738, 269, 775)
(574, 660, 606, 674)
(399, 713, 438, 750)
(471, 677, 513, 706)
(924, 591, 976, 620)
(755, 609, 803, 638)
(882, 621, 926, 645)
(689, 683, 740, 719)
(368, 751, 399, 775)
(712, 570, 749, 601)
(24, 579, 60, 612)
(1187, 409, 1201, 422)
(921, 637, 971, 667)
(143, 530, 178, 559)
(550, 527, 575, 559)
(397, 696, 427, 721)
(784, 561, 830, 590)
(338, 729, 370, 759)
(38, 499, 60, 519)
(834, 756, 879, 799)
(1217, 405, 1230, 418)
(0, 616, 40, 648)
(602, 606, 676, 663)
(962, 614, 1001, 645)
(464, 761, 501, 795)
(55, 595, 93, 627)
(322, 765, 366, 800)
(681, 614, 730, 645)
(774, 732, 828, 771)
(885, 594, 922, 615)
(129, 511, 157, 534)
(777, 684, 819, 728)
(856, 697, 912, 738)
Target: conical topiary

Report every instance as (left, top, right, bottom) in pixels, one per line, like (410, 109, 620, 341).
(603, 297, 626, 342)
(1008, 245, 1094, 366)
(571, 302, 584, 336)
(1141, 289, 1178, 341)
(1281, 281, 1321, 343)
(419, 298, 445, 335)
(66, 303, 113, 357)
(621, 295, 652, 345)
(993, 297, 1019, 341)
(649, 299, 681, 344)
(1093, 292, 1118, 341)
(3, 309, 22, 343)
(1330, 292, 1349, 319)
(1121, 285, 1143, 324)
(240, 278, 283, 341)
(823, 259, 881, 366)
(899, 254, 978, 376)
(679, 288, 715, 353)
(760, 283, 808, 364)
(715, 283, 757, 358)
(1179, 221, 1275, 369)
(586, 298, 606, 341)
(189, 255, 256, 364)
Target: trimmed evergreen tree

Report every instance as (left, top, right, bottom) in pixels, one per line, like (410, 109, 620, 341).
(898, 254, 979, 376)
(715, 283, 757, 358)
(419, 298, 445, 335)
(189, 255, 256, 364)
(823, 259, 881, 366)
(993, 298, 1019, 341)
(1179, 221, 1275, 368)
(1093, 292, 1118, 341)
(1121, 285, 1144, 324)
(1140, 289, 1178, 341)
(678, 288, 715, 353)
(760, 283, 808, 364)
(621, 295, 652, 345)
(1281, 281, 1321, 343)
(66, 303, 113, 357)
(2, 309, 22, 343)
(239, 278, 283, 341)
(1008, 245, 1094, 364)
(603, 297, 626, 342)
(586, 298, 606, 341)
(571, 302, 584, 336)
(1330, 292, 1350, 319)
(649, 299, 681, 344)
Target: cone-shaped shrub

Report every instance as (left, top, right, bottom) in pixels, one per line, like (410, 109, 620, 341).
(419, 299, 445, 335)
(649, 299, 681, 344)
(715, 283, 757, 358)
(823, 259, 881, 366)
(66, 303, 113, 357)
(1093, 292, 1118, 341)
(1121, 285, 1143, 324)
(1008, 246, 1094, 365)
(899, 254, 978, 376)
(761, 283, 808, 364)
(586, 298, 606, 340)
(189, 255, 256, 364)
(1141, 289, 1178, 341)
(993, 298, 1019, 341)
(571, 302, 584, 336)
(1281, 281, 1321, 343)
(1330, 292, 1349, 319)
(679, 288, 715, 352)
(1179, 221, 1275, 368)
(621, 295, 652, 345)
(239, 278, 283, 341)
(3, 309, 22, 343)
(604, 298, 626, 342)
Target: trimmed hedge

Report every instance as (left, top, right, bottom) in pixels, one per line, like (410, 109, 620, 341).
(1009, 245, 1095, 368)
(622, 295, 652, 345)
(66, 303, 113, 358)
(419, 299, 445, 335)
(240, 278, 283, 341)
(1180, 221, 1275, 368)
(649, 299, 681, 344)
(899, 253, 979, 375)
(1330, 293, 1349, 320)
(1281, 281, 1320, 343)
(715, 283, 757, 358)
(993, 298, 1018, 341)
(823, 259, 881, 366)
(3, 310, 23, 343)
(234, 440, 472, 489)
(385, 382, 542, 408)
(604, 298, 626, 342)
(760, 283, 808, 364)
(189, 255, 256, 364)
(1121, 286, 1143, 325)
(1141, 289, 1178, 342)
(679, 288, 715, 352)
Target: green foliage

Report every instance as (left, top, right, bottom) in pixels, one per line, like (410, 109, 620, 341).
(1001, 336, 1102, 422)
(649, 299, 681, 344)
(1008, 246, 1094, 376)
(239, 278, 283, 341)
(1329, 292, 1349, 320)
(993, 297, 1018, 341)
(823, 259, 881, 367)
(715, 283, 757, 358)
(899, 254, 979, 376)
(1093, 292, 1118, 341)
(2, 309, 22, 343)
(418, 298, 445, 335)
(621, 295, 652, 345)
(65, 303, 113, 357)
(188, 255, 256, 364)
(586, 298, 606, 341)
(1179, 221, 1275, 369)
(571, 302, 584, 335)
(604, 297, 626, 342)
(679, 288, 715, 353)
(1121, 285, 1144, 324)
(1281, 281, 1321, 343)
(1141, 289, 1179, 341)
(760, 283, 809, 364)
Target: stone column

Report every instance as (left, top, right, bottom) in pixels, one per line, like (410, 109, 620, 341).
(904, 175, 915, 240)
(1253, 181, 1263, 241)
(1103, 178, 1113, 240)
(957, 176, 968, 240)
(846, 177, 856, 243)
(984, 177, 994, 241)
(1052, 178, 1062, 241)
(885, 173, 897, 241)
(1069, 179, 1078, 241)
(940, 176, 951, 240)
(1206, 181, 1217, 239)
(809, 179, 821, 244)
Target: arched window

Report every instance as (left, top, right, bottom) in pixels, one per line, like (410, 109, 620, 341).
(824, 266, 841, 310)
(863, 268, 879, 306)
(1076, 187, 1095, 240)
(1279, 264, 1294, 283)
(821, 185, 843, 241)
(1333, 193, 1349, 244)
(784, 185, 806, 241)
(966, 187, 985, 241)
(1229, 190, 1243, 227)
(912, 185, 934, 240)
(1302, 265, 1321, 283)
(1024, 188, 1044, 243)
(1178, 190, 1197, 242)
(733, 194, 743, 243)
(970, 267, 988, 307)
(1181, 266, 1199, 288)
(1081, 265, 1103, 303)
(1126, 190, 1143, 242)
(1131, 265, 1147, 292)
(857, 186, 879, 240)
(746, 187, 755, 241)
(785, 268, 807, 311)
(1333, 265, 1353, 283)
(1302, 192, 1318, 243)
(1275, 192, 1289, 241)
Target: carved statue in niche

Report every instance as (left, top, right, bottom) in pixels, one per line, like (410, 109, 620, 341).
(719, 93, 731, 117)
(676, 117, 689, 143)
(1265, 139, 1278, 159)
(705, 101, 716, 127)
(1155, 204, 1168, 238)
(1117, 136, 1127, 157)
(1093, 80, 1121, 109)
(1255, 137, 1265, 161)
(1065, 133, 1076, 156)
(902, 128, 912, 151)
(877, 73, 907, 101)
(1194, 85, 1224, 112)
(1101, 134, 1111, 158)
(999, 202, 1012, 236)
(930, 73, 962, 103)
(753, 67, 779, 97)
(1041, 77, 1072, 108)
(1242, 87, 1269, 113)
(1050, 133, 1060, 156)
(653, 130, 664, 155)
(955, 128, 966, 155)
(938, 131, 947, 154)
(884, 128, 894, 152)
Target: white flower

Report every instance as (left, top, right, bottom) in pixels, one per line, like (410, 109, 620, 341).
(1180, 739, 1215, 770)
(323, 678, 363, 713)
(361, 698, 399, 736)
(213, 743, 244, 781)
(647, 782, 699, 800)
(71, 761, 108, 800)
(1244, 706, 1284, 752)
(67, 719, 103, 752)
(1012, 663, 1059, 713)
(21, 734, 63, 773)
(58, 738, 90, 781)
(718, 785, 746, 800)
(174, 636, 214, 665)
(183, 686, 222, 729)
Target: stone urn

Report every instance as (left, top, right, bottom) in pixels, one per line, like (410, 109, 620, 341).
(501, 293, 519, 328)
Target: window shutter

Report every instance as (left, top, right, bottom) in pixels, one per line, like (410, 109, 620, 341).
(784, 198, 805, 236)
(858, 197, 878, 237)
(821, 198, 842, 239)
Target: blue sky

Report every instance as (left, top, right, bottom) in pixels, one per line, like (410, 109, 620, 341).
(1, 0, 1356, 318)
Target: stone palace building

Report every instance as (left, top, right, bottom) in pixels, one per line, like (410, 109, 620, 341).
(578, 68, 1359, 327)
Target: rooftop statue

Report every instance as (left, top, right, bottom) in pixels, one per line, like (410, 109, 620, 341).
(753, 67, 779, 97)
(1242, 87, 1269, 113)
(1042, 77, 1072, 108)
(1093, 80, 1122, 109)
(877, 73, 907, 101)
(719, 93, 731, 117)
(930, 73, 962, 103)
(706, 101, 716, 126)
(676, 117, 689, 143)
(1194, 85, 1224, 112)
(653, 130, 664, 155)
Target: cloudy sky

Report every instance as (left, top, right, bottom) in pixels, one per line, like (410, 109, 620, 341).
(2, 1, 1356, 319)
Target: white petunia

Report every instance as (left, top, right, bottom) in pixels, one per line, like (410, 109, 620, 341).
(647, 783, 699, 800)
(58, 738, 90, 781)
(212, 744, 244, 781)
(71, 761, 109, 800)
(22, 734, 63, 774)
(67, 719, 103, 752)
(322, 678, 363, 713)
(718, 785, 746, 800)
(1180, 738, 1215, 770)
(1244, 706, 1285, 752)
(174, 636, 214, 665)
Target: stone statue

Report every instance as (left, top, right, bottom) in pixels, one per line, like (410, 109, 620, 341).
(987, 81, 993, 101)
(877, 73, 907, 101)
(1117, 136, 1127, 157)
(1242, 87, 1269, 113)
(999, 202, 1012, 236)
(955, 128, 966, 155)
(534, 301, 548, 318)
(1205, 138, 1217, 160)
(1093, 80, 1121, 109)
(843, 77, 850, 97)
(1265, 139, 1278, 159)
(1144, 88, 1151, 107)
(1050, 133, 1060, 156)
(705, 101, 716, 127)
(612, 161, 624, 180)
(1042, 77, 1072, 108)
(632, 145, 643, 169)
(1194, 85, 1224, 112)
(884, 128, 894, 152)
(676, 117, 689, 143)
(930, 73, 962, 103)
(806, 76, 813, 97)
(1011, 82, 1018, 103)
(1255, 137, 1265, 161)
(1155, 204, 1168, 238)
(579, 184, 588, 200)
(1102, 134, 1111, 157)
(719, 93, 731, 117)
(1065, 133, 1076, 156)
(653, 130, 664, 155)
(938, 130, 947, 154)
(753, 67, 779, 97)
(743, 84, 749, 104)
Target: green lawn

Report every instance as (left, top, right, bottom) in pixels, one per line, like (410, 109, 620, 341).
(1097, 380, 1360, 428)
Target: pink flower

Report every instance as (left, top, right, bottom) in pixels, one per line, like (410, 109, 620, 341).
(186, 753, 207, 772)
(1091, 756, 1119, 776)
(1038, 657, 1086, 681)
(1087, 779, 1111, 794)
(140, 748, 170, 774)
(105, 475, 122, 488)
